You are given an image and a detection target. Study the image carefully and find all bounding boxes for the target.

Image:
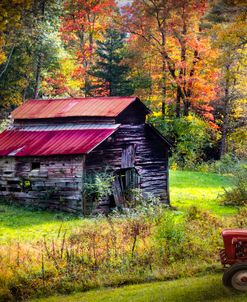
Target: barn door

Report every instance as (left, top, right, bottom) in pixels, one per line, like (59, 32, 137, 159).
(112, 144, 140, 207)
(112, 168, 140, 207)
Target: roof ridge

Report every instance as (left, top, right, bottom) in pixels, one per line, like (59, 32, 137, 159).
(26, 96, 136, 102)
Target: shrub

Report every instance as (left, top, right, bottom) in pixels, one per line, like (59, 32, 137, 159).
(210, 154, 240, 174)
(83, 169, 115, 211)
(220, 168, 247, 206)
(155, 211, 186, 264)
(183, 207, 223, 260)
(116, 189, 164, 217)
(0, 288, 14, 302)
(190, 154, 244, 174)
(228, 126, 247, 159)
(234, 206, 247, 228)
(149, 114, 215, 169)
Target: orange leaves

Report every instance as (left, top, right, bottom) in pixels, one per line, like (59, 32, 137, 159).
(73, 64, 87, 78)
(121, 0, 221, 122)
(43, 73, 70, 96)
(60, 0, 117, 93)
(61, 0, 116, 39)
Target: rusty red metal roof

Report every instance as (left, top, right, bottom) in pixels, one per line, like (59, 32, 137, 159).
(0, 128, 118, 156)
(11, 97, 139, 119)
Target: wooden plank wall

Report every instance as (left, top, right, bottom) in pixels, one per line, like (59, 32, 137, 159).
(0, 125, 168, 215)
(0, 155, 84, 213)
(85, 124, 169, 212)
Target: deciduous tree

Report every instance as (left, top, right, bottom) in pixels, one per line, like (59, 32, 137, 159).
(60, 0, 116, 96)
(208, 0, 247, 157)
(121, 0, 218, 119)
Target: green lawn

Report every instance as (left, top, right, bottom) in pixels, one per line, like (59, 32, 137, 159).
(0, 170, 235, 244)
(32, 274, 247, 302)
(0, 204, 88, 244)
(170, 170, 236, 215)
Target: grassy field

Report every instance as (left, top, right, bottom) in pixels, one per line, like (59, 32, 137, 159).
(170, 170, 235, 215)
(0, 170, 235, 244)
(32, 274, 247, 302)
(0, 170, 239, 301)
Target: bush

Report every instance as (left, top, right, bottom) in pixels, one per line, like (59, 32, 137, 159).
(220, 168, 247, 206)
(0, 288, 14, 302)
(209, 154, 241, 174)
(234, 206, 247, 228)
(149, 114, 215, 169)
(228, 126, 247, 159)
(194, 154, 241, 174)
(183, 206, 223, 259)
(155, 211, 186, 263)
(0, 119, 11, 133)
(83, 169, 115, 211)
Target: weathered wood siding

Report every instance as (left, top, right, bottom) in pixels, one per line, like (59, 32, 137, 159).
(0, 155, 84, 213)
(85, 124, 169, 212)
(116, 101, 148, 124)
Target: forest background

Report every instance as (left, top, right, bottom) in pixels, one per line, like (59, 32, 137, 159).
(0, 2, 247, 300)
(0, 0, 246, 168)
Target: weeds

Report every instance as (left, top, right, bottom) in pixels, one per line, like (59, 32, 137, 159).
(220, 168, 247, 206)
(0, 205, 229, 301)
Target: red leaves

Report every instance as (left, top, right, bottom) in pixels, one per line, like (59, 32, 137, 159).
(121, 0, 220, 126)
(61, 0, 116, 38)
(43, 74, 70, 96)
(60, 0, 116, 87)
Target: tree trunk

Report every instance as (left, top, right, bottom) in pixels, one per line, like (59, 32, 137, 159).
(0, 46, 15, 80)
(220, 65, 230, 158)
(162, 60, 166, 119)
(33, 0, 46, 99)
(160, 17, 166, 120)
(33, 53, 42, 99)
(176, 86, 181, 118)
(183, 99, 190, 116)
(179, 14, 187, 118)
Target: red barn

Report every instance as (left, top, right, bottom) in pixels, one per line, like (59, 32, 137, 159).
(0, 97, 170, 214)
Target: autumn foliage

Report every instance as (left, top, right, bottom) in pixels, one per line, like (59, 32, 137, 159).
(0, 0, 246, 159)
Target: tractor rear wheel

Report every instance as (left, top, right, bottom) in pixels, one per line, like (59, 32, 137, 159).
(223, 263, 247, 291)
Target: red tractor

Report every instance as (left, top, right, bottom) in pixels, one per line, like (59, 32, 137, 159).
(220, 229, 247, 291)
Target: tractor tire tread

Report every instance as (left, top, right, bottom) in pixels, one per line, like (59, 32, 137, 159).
(223, 263, 247, 288)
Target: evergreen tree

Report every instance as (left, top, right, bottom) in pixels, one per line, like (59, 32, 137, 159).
(90, 29, 134, 96)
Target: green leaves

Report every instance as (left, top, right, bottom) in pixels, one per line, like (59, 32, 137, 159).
(89, 29, 134, 96)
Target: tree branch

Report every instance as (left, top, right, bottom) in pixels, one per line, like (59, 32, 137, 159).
(0, 46, 15, 79)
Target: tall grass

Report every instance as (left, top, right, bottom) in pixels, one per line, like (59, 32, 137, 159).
(0, 206, 230, 301)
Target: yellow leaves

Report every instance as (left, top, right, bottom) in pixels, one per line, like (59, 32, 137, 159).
(185, 115, 194, 122)
(0, 52, 6, 65)
(228, 126, 247, 158)
(60, 57, 82, 91)
(16, 79, 28, 89)
(153, 111, 162, 118)
(0, 0, 32, 65)
(232, 98, 247, 119)
(42, 52, 83, 97)
(1, 92, 23, 109)
(212, 17, 247, 51)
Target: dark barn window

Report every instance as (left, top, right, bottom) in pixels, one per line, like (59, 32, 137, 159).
(31, 162, 40, 170)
